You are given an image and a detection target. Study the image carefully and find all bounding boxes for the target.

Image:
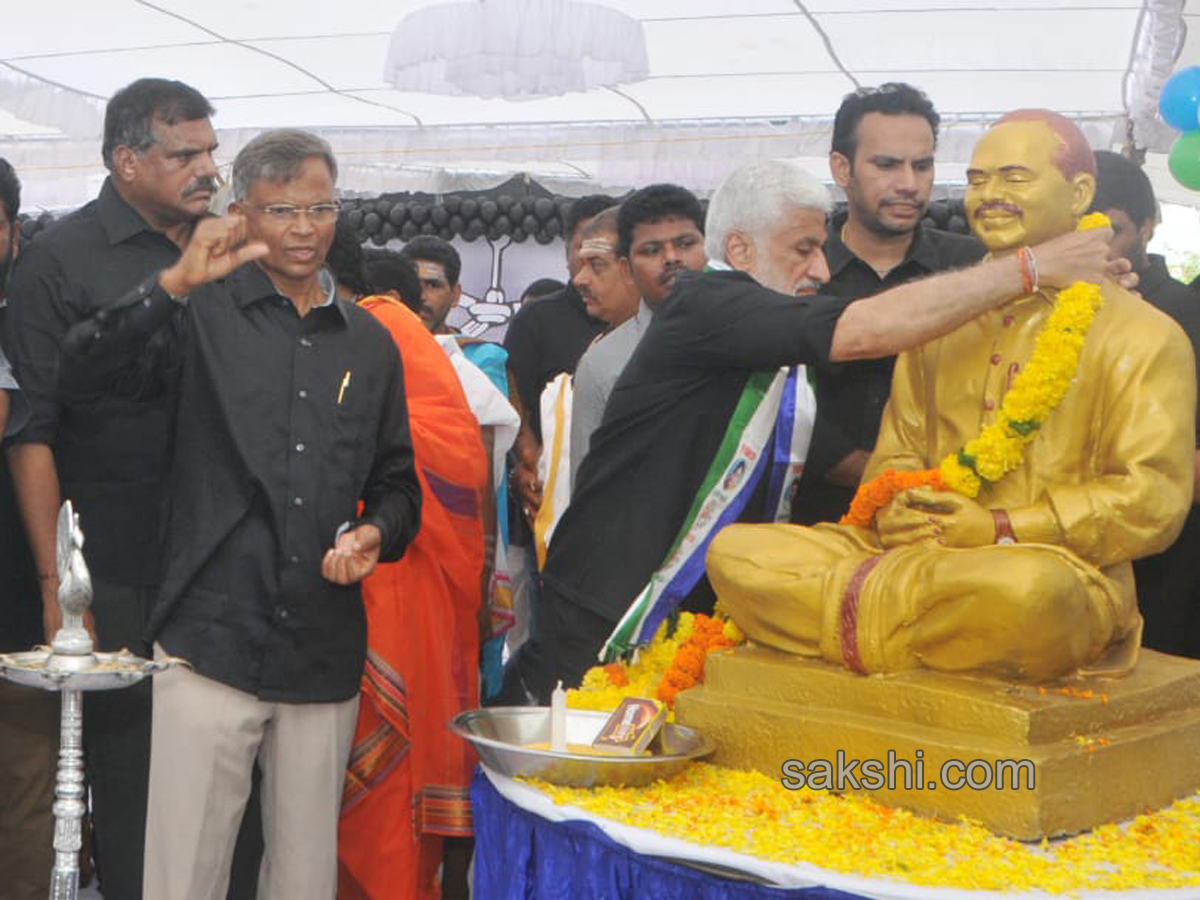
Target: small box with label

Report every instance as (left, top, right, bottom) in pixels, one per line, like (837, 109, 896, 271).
(591, 697, 666, 756)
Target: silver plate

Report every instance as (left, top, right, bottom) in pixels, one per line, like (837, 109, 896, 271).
(450, 707, 714, 788)
(0, 649, 179, 691)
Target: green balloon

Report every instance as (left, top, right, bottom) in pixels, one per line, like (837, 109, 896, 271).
(1169, 131, 1200, 189)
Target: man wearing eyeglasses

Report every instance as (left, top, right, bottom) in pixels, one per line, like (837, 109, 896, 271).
(2, 77, 220, 900)
(58, 128, 422, 900)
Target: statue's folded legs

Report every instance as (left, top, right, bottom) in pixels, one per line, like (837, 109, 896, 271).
(709, 522, 1140, 683)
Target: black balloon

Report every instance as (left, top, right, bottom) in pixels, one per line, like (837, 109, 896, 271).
(408, 203, 429, 224)
(430, 205, 450, 227)
(460, 198, 479, 219)
(362, 211, 382, 235)
(388, 204, 407, 226)
(400, 221, 420, 241)
(479, 200, 498, 223)
(533, 198, 556, 222)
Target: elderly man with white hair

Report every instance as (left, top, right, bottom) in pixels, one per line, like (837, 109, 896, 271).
(497, 157, 1118, 705)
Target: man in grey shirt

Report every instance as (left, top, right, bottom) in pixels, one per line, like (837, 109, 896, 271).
(568, 186, 707, 486)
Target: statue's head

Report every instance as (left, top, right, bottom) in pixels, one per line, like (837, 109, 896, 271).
(964, 110, 1097, 253)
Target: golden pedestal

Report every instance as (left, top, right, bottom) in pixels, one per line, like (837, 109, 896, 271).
(674, 645, 1200, 839)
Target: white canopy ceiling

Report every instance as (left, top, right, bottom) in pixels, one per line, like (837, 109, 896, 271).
(2, 0, 1198, 210)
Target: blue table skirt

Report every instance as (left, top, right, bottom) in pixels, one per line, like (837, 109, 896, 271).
(471, 770, 868, 900)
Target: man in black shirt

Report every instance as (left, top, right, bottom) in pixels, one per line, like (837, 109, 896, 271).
(500, 158, 1117, 704)
(0, 157, 58, 900)
(61, 129, 420, 900)
(795, 84, 984, 526)
(1091, 149, 1200, 659)
(3, 77, 219, 900)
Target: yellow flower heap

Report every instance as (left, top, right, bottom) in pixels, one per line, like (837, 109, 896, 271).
(532, 765, 1200, 893)
(844, 212, 1110, 525)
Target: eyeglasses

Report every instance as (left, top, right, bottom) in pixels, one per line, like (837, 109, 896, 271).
(253, 201, 341, 223)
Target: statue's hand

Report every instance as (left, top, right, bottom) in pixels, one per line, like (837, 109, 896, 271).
(877, 488, 994, 548)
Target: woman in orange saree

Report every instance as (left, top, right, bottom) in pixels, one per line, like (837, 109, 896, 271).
(338, 296, 488, 900)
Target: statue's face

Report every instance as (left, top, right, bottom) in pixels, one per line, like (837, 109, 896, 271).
(964, 120, 1095, 253)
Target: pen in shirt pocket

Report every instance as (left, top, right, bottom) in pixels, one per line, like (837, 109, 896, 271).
(337, 370, 352, 404)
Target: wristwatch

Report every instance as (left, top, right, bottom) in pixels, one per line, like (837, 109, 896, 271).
(992, 509, 1017, 545)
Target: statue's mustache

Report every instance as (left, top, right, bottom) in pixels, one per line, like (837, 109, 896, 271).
(975, 201, 1022, 218)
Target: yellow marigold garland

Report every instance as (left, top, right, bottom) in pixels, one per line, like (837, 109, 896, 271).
(841, 213, 1110, 527)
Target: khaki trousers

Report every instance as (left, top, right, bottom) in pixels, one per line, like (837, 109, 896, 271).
(144, 650, 358, 900)
(0, 680, 58, 900)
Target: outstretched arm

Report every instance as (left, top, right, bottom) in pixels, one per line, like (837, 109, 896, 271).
(829, 228, 1114, 361)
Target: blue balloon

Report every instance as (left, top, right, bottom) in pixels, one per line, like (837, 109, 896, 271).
(1160, 66, 1200, 132)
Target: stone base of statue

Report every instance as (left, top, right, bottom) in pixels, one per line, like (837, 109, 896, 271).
(674, 645, 1200, 840)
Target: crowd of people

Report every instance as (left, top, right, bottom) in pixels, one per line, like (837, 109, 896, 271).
(0, 75, 1197, 900)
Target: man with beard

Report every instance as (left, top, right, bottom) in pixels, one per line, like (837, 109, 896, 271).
(3, 78, 222, 900)
(794, 84, 984, 526)
(498, 157, 1116, 703)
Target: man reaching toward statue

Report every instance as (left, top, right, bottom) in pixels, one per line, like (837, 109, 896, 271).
(709, 109, 1196, 684)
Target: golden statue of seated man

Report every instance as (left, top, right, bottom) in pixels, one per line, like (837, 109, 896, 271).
(708, 110, 1196, 683)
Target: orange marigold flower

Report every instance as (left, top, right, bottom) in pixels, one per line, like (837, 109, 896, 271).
(840, 468, 944, 527)
(604, 663, 629, 687)
(665, 667, 694, 690)
(675, 647, 706, 679)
